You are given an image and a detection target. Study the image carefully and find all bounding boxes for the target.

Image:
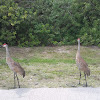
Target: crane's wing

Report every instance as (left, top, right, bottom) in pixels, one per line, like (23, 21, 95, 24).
(12, 61, 25, 77)
(79, 56, 88, 67)
(76, 55, 88, 69)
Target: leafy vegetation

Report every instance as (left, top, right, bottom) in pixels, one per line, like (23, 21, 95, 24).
(0, 0, 100, 46)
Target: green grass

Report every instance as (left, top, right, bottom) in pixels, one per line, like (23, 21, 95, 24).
(0, 46, 100, 89)
(0, 59, 6, 65)
(16, 58, 75, 64)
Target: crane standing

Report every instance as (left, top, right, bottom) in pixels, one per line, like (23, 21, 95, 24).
(76, 38, 90, 87)
(2, 43, 25, 88)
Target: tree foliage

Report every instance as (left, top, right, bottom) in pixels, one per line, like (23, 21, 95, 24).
(0, 0, 100, 46)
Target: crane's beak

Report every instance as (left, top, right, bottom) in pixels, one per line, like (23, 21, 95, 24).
(0, 45, 2, 47)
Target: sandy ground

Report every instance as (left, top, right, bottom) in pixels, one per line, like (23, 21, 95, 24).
(0, 88, 100, 100)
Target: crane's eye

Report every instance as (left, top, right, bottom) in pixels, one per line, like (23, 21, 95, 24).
(3, 43, 6, 45)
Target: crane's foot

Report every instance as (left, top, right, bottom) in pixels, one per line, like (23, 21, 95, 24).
(18, 85, 20, 88)
(78, 82, 81, 85)
(86, 83, 87, 87)
(83, 84, 88, 87)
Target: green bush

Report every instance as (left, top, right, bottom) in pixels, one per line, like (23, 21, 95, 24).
(0, 0, 27, 46)
(0, 0, 100, 47)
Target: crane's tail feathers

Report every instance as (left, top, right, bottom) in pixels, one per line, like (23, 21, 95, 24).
(86, 69, 90, 76)
(23, 71, 25, 78)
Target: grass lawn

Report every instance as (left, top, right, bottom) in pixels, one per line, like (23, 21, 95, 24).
(0, 46, 100, 89)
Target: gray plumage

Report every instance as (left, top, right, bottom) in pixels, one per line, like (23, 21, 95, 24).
(76, 38, 90, 87)
(3, 43, 25, 88)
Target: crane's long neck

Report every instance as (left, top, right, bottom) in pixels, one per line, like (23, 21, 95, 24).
(78, 40, 80, 54)
(5, 45, 10, 58)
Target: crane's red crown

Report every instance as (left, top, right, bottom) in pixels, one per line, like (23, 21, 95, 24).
(3, 43, 7, 45)
(77, 38, 80, 40)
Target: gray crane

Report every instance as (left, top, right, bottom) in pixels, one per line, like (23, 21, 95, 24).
(76, 38, 90, 87)
(2, 43, 25, 88)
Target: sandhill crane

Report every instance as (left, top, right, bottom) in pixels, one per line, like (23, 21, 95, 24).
(2, 43, 25, 88)
(76, 38, 90, 87)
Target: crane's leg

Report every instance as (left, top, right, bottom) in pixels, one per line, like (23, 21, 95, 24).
(84, 72, 87, 87)
(14, 73, 16, 88)
(16, 74, 20, 88)
(79, 71, 81, 85)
